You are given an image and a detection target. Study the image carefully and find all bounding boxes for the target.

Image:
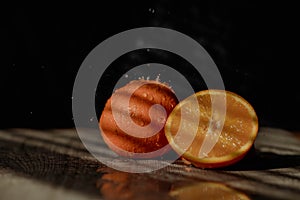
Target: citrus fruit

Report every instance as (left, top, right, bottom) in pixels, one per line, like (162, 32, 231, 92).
(165, 90, 258, 168)
(100, 80, 178, 158)
(170, 182, 250, 200)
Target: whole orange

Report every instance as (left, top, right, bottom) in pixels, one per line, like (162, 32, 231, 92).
(99, 80, 178, 158)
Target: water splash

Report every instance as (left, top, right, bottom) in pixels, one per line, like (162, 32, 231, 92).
(155, 74, 161, 82)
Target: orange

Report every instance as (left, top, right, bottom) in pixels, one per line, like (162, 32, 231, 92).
(99, 80, 178, 158)
(165, 90, 258, 168)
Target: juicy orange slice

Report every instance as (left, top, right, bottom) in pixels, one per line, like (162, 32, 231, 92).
(165, 90, 258, 168)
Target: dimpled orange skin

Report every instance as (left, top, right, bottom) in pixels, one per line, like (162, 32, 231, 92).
(99, 80, 178, 158)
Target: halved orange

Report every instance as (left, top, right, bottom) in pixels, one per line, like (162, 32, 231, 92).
(165, 90, 258, 168)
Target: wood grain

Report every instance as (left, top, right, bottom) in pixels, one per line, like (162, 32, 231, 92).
(0, 127, 300, 200)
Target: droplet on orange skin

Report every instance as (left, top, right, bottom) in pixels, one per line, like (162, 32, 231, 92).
(99, 80, 178, 158)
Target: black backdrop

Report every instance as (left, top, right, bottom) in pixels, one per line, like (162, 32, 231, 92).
(1, 1, 299, 130)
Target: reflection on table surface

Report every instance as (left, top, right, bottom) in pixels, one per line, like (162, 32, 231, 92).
(96, 167, 250, 200)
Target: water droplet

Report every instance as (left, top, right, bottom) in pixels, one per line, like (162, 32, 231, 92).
(148, 96, 154, 101)
(142, 93, 148, 98)
(233, 143, 237, 147)
(131, 105, 137, 112)
(124, 74, 129, 78)
(140, 121, 145, 126)
(71, 96, 74, 100)
(148, 8, 155, 13)
(146, 48, 150, 52)
(155, 74, 161, 82)
(158, 117, 165, 123)
(90, 117, 94, 122)
(222, 144, 226, 148)
(201, 152, 208, 157)
(30, 111, 33, 115)
(146, 76, 150, 80)
(216, 121, 221, 129)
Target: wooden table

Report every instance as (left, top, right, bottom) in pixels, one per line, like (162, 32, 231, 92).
(1, 127, 300, 200)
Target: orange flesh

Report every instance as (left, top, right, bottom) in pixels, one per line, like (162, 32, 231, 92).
(165, 90, 258, 168)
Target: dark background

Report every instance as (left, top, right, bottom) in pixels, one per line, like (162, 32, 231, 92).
(1, 1, 299, 130)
